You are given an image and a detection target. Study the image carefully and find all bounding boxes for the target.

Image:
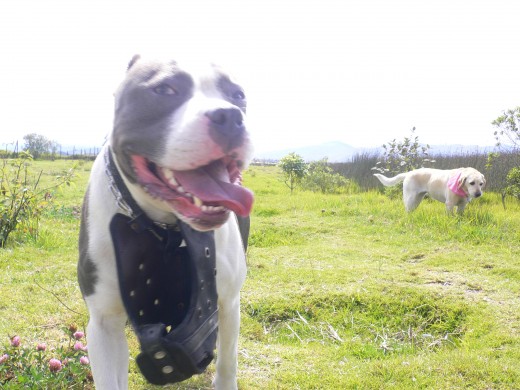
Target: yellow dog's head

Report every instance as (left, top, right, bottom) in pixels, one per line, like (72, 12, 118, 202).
(457, 167, 486, 198)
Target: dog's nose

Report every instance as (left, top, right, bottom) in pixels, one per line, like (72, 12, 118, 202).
(475, 192, 481, 198)
(206, 107, 244, 136)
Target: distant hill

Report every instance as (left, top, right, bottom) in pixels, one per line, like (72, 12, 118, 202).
(254, 141, 496, 163)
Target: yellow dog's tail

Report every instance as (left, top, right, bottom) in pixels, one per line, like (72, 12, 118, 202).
(373, 172, 407, 187)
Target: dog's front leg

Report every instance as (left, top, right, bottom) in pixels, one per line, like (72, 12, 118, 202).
(87, 312, 129, 390)
(456, 203, 467, 215)
(213, 218, 246, 390)
(214, 294, 241, 390)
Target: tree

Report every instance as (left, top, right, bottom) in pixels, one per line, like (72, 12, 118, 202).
(492, 106, 520, 149)
(278, 153, 307, 194)
(49, 140, 60, 159)
(23, 133, 52, 159)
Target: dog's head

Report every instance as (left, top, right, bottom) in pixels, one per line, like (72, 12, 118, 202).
(110, 55, 254, 231)
(457, 167, 486, 199)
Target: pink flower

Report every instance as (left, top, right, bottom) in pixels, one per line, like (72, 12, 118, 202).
(73, 331, 85, 340)
(0, 354, 8, 364)
(49, 358, 62, 372)
(36, 343, 47, 351)
(74, 341, 88, 351)
(74, 341, 83, 351)
(10, 336, 20, 347)
(80, 356, 90, 365)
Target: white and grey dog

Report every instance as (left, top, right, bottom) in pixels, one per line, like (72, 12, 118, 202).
(374, 167, 485, 214)
(78, 55, 254, 389)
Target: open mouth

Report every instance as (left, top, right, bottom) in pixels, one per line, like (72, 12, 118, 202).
(131, 155, 253, 229)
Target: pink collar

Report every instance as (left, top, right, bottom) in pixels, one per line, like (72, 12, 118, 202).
(447, 172, 467, 197)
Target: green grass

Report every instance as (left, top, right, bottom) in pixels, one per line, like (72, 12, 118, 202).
(1, 162, 520, 389)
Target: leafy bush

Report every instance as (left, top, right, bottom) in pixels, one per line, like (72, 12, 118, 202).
(301, 158, 350, 194)
(372, 127, 435, 176)
(372, 128, 434, 198)
(504, 167, 520, 200)
(0, 327, 92, 388)
(0, 152, 74, 247)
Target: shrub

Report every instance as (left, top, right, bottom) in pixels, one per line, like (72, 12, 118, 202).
(504, 167, 520, 200)
(0, 152, 74, 247)
(301, 158, 350, 194)
(372, 127, 435, 177)
(372, 127, 434, 198)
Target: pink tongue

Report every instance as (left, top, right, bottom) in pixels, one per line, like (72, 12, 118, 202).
(173, 161, 253, 217)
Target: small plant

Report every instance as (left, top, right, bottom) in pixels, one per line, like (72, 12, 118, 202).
(372, 127, 434, 198)
(501, 166, 520, 208)
(372, 127, 434, 177)
(505, 167, 520, 199)
(0, 152, 74, 247)
(0, 326, 93, 388)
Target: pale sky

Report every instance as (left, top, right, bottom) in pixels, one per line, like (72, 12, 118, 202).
(1, 0, 519, 154)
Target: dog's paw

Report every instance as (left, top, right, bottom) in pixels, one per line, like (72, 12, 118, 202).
(213, 376, 238, 390)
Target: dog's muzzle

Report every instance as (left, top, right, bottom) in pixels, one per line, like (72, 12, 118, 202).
(110, 213, 218, 385)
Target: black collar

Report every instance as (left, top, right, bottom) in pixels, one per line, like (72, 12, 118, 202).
(107, 147, 176, 236)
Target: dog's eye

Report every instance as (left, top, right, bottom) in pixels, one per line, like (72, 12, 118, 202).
(232, 90, 245, 100)
(154, 84, 177, 96)
(469, 181, 475, 185)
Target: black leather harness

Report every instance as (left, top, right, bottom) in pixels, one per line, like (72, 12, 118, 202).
(107, 149, 220, 385)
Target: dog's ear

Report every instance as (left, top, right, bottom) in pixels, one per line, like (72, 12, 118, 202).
(481, 174, 486, 188)
(457, 170, 467, 189)
(127, 54, 141, 71)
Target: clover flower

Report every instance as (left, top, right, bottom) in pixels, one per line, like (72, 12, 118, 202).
(0, 354, 8, 364)
(48, 358, 62, 372)
(74, 341, 88, 351)
(36, 343, 47, 351)
(80, 356, 90, 365)
(10, 336, 21, 347)
(73, 331, 85, 340)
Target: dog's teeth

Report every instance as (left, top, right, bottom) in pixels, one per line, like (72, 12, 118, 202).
(193, 196, 203, 208)
(161, 167, 179, 186)
(162, 167, 173, 179)
(201, 205, 209, 212)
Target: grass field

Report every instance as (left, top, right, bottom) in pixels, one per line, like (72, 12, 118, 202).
(1, 160, 520, 389)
